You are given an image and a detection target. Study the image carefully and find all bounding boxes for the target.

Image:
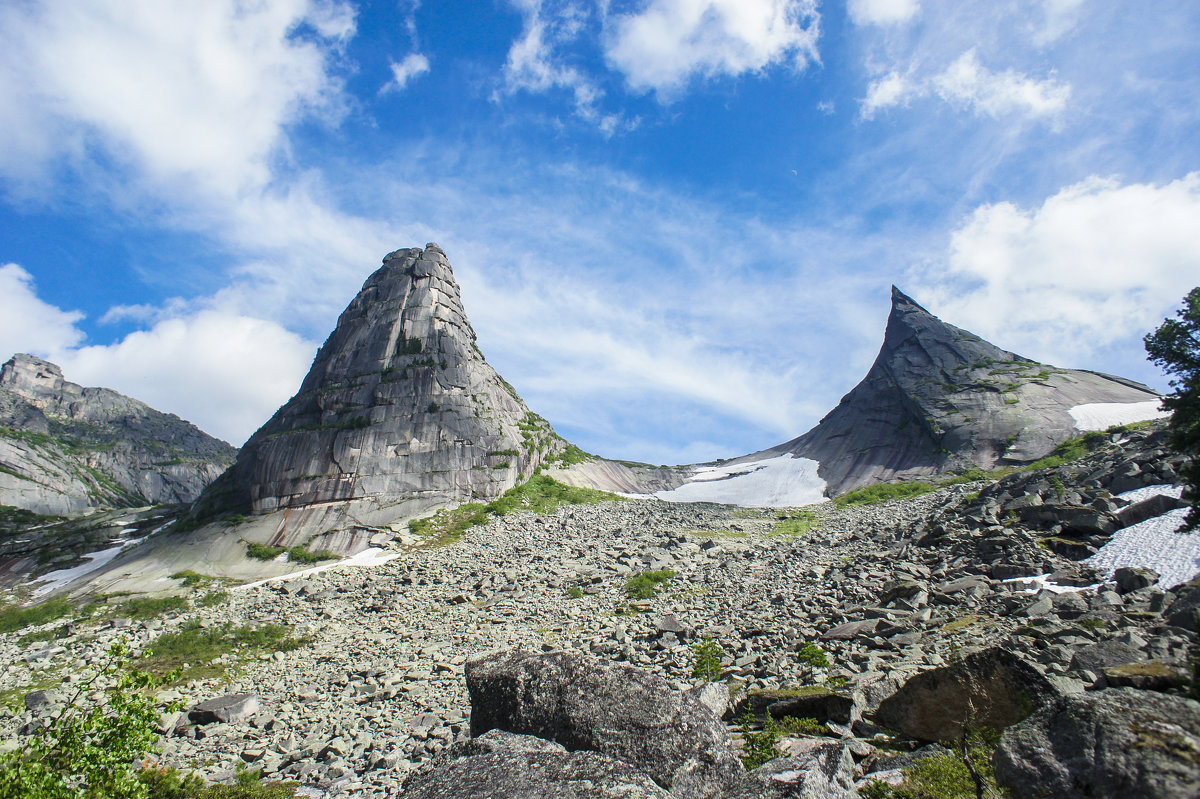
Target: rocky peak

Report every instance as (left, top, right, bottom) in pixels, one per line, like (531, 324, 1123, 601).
(763, 286, 1162, 496)
(200, 244, 567, 522)
(0, 353, 68, 407)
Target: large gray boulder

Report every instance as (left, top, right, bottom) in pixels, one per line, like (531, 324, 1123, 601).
(740, 742, 857, 799)
(874, 647, 1057, 743)
(994, 688, 1200, 799)
(466, 649, 743, 797)
(402, 730, 673, 799)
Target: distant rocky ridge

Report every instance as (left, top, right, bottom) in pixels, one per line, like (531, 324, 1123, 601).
(0, 354, 236, 515)
(645, 287, 1165, 505)
(196, 244, 571, 534)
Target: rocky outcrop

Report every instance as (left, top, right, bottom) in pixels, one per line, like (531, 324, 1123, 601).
(197, 244, 569, 526)
(466, 648, 743, 796)
(0, 354, 236, 514)
(994, 688, 1200, 799)
(743, 288, 1163, 497)
(873, 647, 1057, 743)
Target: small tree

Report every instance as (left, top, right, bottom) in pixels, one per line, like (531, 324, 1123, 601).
(796, 642, 830, 682)
(691, 636, 725, 682)
(1145, 286, 1200, 530)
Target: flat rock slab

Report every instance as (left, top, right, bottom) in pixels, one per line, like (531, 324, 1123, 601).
(994, 688, 1200, 799)
(189, 693, 260, 725)
(873, 647, 1056, 743)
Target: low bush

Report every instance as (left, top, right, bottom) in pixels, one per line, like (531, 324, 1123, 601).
(625, 569, 676, 600)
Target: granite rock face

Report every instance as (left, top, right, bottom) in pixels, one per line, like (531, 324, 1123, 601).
(763, 287, 1161, 495)
(0, 354, 236, 514)
(200, 244, 567, 520)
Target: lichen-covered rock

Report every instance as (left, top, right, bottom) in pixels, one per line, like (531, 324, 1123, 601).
(739, 741, 857, 799)
(402, 730, 673, 799)
(873, 647, 1057, 743)
(466, 648, 743, 797)
(0, 354, 236, 514)
(994, 688, 1200, 799)
(197, 244, 568, 524)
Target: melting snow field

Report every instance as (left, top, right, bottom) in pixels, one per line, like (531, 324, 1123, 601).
(654, 454, 828, 508)
(1069, 400, 1169, 431)
(31, 532, 145, 597)
(1086, 485, 1199, 588)
(234, 547, 403, 591)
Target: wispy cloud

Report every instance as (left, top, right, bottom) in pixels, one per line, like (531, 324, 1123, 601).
(385, 53, 430, 92)
(848, 0, 921, 26)
(862, 49, 1069, 119)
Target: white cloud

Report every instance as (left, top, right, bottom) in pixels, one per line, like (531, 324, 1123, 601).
(0, 264, 85, 361)
(605, 0, 819, 96)
(933, 49, 1069, 118)
(847, 0, 920, 26)
(59, 310, 316, 447)
(386, 53, 430, 92)
(862, 50, 1068, 119)
(915, 173, 1200, 366)
(861, 71, 914, 116)
(0, 263, 315, 445)
(0, 0, 354, 195)
(1037, 0, 1088, 44)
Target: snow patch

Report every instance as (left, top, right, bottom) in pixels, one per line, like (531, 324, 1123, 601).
(234, 547, 402, 591)
(1003, 574, 1099, 594)
(1069, 400, 1168, 431)
(1085, 484, 1198, 588)
(31, 536, 147, 597)
(654, 454, 828, 508)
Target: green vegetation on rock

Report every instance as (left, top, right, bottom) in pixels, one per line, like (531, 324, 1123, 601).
(625, 569, 676, 600)
(409, 475, 624, 547)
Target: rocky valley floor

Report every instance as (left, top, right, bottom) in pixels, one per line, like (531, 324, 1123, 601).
(3, 425, 1199, 798)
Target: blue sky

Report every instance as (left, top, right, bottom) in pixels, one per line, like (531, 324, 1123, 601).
(1, 0, 1198, 463)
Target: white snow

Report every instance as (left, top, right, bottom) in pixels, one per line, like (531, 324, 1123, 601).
(653, 454, 828, 508)
(31, 535, 146, 597)
(233, 546, 403, 591)
(1085, 484, 1199, 588)
(1068, 400, 1168, 431)
(1002, 574, 1100, 595)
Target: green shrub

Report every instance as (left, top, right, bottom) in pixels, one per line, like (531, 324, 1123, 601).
(566, 586, 584, 599)
(0, 641, 179, 798)
(834, 482, 939, 507)
(244, 541, 283, 560)
(197, 590, 230, 608)
(691, 636, 725, 682)
(137, 764, 299, 798)
(777, 716, 827, 736)
(865, 729, 1008, 799)
(625, 569, 676, 600)
(117, 596, 189, 620)
(285, 546, 337, 564)
(773, 509, 819, 537)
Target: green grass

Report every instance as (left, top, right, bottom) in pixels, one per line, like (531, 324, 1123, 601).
(834, 481, 940, 507)
(625, 569, 676, 600)
(0, 596, 75, 634)
(284, 545, 338, 564)
(549, 444, 591, 466)
(0, 505, 62, 527)
(136, 620, 311, 681)
(409, 475, 625, 547)
(170, 570, 213, 588)
(772, 509, 820, 537)
(196, 590, 230, 608)
(116, 596, 189, 620)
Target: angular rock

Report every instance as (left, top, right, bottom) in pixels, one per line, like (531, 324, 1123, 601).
(994, 688, 1200, 799)
(740, 741, 856, 799)
(189, 693, 260, 725)
(873, 647, 1057, 742)
(466, 649, 742, 795)
(1113, 566, 1159, 595)
(736, 688, 854, 725)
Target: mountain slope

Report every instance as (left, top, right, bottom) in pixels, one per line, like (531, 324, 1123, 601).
(198, 243, 570, 524)
(0, 354, 237, 514)
(655, 287, 1165, 504)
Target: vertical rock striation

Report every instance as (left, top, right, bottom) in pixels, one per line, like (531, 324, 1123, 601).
(201, 244, 567, 519)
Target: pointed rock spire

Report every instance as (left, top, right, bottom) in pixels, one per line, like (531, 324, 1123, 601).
(200, 244, 567, 520)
